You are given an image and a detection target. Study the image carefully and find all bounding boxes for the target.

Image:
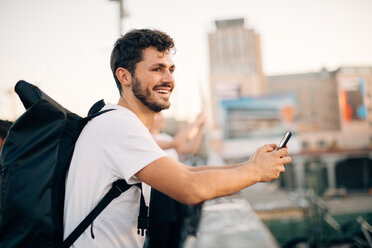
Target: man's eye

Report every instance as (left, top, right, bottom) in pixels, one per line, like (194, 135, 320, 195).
(153, 68, 161, 72)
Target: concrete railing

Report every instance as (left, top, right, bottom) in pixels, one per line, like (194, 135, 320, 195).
(183, 143, 280, 248)
(183, 193, 279, 248)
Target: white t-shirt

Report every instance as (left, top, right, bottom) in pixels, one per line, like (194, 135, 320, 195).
(63, 104, 166, 248)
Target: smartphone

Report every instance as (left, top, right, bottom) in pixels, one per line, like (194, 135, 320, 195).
(276, 131, 292, 150)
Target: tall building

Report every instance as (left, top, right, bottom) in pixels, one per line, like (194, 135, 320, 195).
(208, 18, 267, 128)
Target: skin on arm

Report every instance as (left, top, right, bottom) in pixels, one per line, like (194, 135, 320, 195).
(177, 119, 205, 154)
(153, 112, 206, 154)
(174, 112, 205, 154)
(135, 144, 291, 205)
(154, 139, 177, 150)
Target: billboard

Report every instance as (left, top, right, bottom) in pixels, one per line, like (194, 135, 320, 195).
(338, 77, 367, 122)
(220, 94, 296, 139)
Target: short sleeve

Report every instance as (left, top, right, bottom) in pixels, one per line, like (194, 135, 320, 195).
(102, 111, 166, 184)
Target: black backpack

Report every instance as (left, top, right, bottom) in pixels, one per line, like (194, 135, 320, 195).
(0, 80, 148, 248)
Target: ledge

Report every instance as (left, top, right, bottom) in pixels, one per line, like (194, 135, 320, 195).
(184, 193, 280, 248)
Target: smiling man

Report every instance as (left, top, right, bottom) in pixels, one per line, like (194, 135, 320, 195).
(63, 29, 291, 248)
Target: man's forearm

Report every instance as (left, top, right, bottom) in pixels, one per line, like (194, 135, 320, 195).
(184, 163, 242, 172)
(137, 145, 290, 205)
(188, 163, 260, 202)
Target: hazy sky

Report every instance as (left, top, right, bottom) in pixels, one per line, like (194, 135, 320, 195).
(1, 0, 371, 121)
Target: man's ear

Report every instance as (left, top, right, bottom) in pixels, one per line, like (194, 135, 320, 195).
(115, 67, 132, 86)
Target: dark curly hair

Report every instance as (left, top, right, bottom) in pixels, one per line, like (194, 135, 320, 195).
(110, 29, 175, 95)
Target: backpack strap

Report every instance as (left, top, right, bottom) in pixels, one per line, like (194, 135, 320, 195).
(61, 180, 132, 248)
(136, 183, 149, 236)
(84, 99, 114, 122)
(87, 99, 106, 116)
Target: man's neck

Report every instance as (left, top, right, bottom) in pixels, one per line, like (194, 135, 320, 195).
(117, 96, 156, 130)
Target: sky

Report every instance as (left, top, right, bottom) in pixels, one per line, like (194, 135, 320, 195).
(0, 0, 372, 121)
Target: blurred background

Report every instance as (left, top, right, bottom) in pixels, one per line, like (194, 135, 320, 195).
(1, 0, 372, 247)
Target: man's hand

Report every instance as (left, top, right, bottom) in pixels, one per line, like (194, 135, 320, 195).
(248, 144, 291, 182)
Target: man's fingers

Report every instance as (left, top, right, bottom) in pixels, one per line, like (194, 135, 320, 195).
(280, 156, 292, 164)
(275, 147, 289, 157)
(263, 144, 277, 151)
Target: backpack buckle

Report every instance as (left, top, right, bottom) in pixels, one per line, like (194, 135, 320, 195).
(137, 217, 149, 236)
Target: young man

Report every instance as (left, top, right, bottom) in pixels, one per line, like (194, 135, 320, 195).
(63, 29, 291, 248)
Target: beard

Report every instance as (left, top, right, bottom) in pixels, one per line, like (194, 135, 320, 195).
(132, 76, 171, 113)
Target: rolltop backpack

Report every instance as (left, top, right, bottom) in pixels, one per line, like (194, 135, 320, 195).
(0, 80, 148, 248)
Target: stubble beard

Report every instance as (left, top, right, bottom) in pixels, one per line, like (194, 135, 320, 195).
(132, 76, 171, 113)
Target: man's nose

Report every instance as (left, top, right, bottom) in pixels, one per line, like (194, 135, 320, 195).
(163, 70, 175, 83)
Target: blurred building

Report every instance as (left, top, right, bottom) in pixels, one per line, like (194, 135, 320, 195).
(268, 66, 372, 150)
(268, 68, 340, 132)
(207, 18, 372, 247)
(220, 94, 296, 139)
(218, 94, 301, 162)
(208, 18, 267, 128)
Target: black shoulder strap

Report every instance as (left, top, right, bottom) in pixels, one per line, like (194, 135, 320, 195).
(84, 99, 114, 122)
(136, 183, 149, 236)
(61, 180, 131, 248)
(87, 99, 106, 116)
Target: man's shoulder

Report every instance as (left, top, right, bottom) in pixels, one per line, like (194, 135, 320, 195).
(103, 104, 134, 117)
(98, 104, 140, 123)
(83, 104, 144, 137)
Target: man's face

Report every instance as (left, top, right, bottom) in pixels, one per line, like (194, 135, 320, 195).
(131, 47, 175, 113)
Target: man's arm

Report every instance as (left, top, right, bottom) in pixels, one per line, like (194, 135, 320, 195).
(160, 112, 204, 154)
(135, 144, 291, 205)
(154, 127, 203, 154)
(176, 124, 204, 155)
(154, 139, 176, 150)
(175, 113, 205, 154)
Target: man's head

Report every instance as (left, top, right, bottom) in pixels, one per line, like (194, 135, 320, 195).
(110, 29, 175, 96)
(0, 119, 13, 151)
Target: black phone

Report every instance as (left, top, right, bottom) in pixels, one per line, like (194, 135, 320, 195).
(276, 131, 292, 150)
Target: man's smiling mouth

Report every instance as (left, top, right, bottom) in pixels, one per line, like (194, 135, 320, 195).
(156, 89, 170, 94)
(153, 84, 173, 95)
